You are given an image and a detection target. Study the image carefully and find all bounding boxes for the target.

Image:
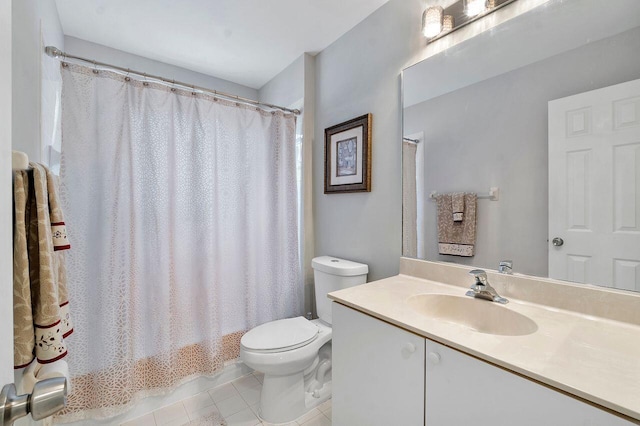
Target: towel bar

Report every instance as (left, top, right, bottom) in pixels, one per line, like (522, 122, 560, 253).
(429, 187, 499, 201)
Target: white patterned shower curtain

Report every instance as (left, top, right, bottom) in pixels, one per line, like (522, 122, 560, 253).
(57, 63, 302, 421)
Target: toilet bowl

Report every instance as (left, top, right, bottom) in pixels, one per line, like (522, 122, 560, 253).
(240, 256, 368, 424)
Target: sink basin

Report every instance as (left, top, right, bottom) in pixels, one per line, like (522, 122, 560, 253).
(407, 294, 538, 336)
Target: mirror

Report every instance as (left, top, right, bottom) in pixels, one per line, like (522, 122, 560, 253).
(402, 0, 640, 291)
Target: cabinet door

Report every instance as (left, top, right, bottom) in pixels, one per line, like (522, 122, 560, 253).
(332, 302, 425, 426)
(425, 340, 633, 426)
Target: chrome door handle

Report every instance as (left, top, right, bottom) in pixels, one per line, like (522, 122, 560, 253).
(552, 237, 564, 247)
(0, 377, 67, 425)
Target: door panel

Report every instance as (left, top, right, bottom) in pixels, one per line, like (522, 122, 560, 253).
(425, 340, 633, 425)
(332, 302, 425, 426)
(1, 0, 14, 387)
(549, 78, 640, 290)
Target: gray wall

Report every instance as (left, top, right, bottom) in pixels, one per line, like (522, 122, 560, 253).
(313, 0, 425, 281)
(403, 26, 640, 277)
(65, 37, 258, 101)
(302, 54, 316, 310)
(258, 54, 304, 108)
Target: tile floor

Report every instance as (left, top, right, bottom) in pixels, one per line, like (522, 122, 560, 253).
(121, 372, 332, 426)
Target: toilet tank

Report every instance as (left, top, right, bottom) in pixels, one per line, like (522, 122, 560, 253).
(312, 256, 368, 325)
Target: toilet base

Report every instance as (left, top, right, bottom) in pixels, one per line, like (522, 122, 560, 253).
(241, 320, 334, 424)
(258, 372, 331, 424)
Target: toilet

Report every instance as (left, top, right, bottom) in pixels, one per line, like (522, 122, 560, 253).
(240, 256, 368, 424)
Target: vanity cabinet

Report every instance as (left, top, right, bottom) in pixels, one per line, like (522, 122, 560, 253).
(332, 302, 426, 426)
(425, 339, 633, 425)
(332, 302, 634, 426)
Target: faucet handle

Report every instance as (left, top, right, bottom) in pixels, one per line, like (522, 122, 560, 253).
(468, 269, 487, 285)
(499, 260, 513, 274)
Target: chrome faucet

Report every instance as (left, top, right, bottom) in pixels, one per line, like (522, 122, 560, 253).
(498, 260, 513, 274)
(466, 269, 508, 304)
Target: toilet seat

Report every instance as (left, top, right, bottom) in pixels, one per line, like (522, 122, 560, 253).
(241, 317, 319, 353)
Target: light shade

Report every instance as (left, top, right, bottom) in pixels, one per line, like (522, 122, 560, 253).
(422, 6, 444, 38)
(464, 0, 486, 16)
(442, 15, 455, 32)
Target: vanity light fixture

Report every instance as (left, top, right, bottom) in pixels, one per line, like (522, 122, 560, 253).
(422, 6, 444, 38)
(422, 0, 518, 44)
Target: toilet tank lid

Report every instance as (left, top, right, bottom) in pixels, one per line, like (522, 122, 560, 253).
(312, 256, 368, 276)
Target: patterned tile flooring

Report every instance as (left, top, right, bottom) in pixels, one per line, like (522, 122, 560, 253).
(121, 372, 332, 426)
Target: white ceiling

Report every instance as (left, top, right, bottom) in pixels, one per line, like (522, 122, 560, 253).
(54, 0, 390, 89)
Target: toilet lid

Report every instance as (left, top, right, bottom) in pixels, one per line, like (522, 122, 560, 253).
(241, 317, 319, 352)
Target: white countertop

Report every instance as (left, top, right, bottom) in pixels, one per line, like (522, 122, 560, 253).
(328, 273, 640, 422)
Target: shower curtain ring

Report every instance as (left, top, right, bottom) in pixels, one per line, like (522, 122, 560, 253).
(125, 68, 131, 82)
(92, 60, 99, 74)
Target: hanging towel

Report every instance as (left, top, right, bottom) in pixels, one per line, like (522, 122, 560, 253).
(45, 167, 73, 335)
(452, 193, 465, 222)
(436, 193, 477, 257)
(46, 168, 71, 251)
(13, 163, 73, 371)
(16, 358, 70, 395)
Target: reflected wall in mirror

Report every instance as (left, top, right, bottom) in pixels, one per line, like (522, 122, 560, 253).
(402, 0, 640, 291)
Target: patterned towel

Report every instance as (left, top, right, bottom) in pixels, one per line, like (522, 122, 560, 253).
(451, 192, 465, 222)
(13, 163, 73, 369)
(46, 168, 71, 251)
(436, 193, 477, 257)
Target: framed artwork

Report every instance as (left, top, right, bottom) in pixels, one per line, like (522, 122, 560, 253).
(324, 113, 372, 193)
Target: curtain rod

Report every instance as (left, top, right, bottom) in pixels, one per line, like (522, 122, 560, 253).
(403, 137, 420, 144)
(44, 46, 301, 116)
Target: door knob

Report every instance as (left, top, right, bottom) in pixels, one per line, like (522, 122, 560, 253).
(428, 352, 441, 365)
(31, 377, 67, 420)
(0, 377, 67, 425)
(552, 237, 564, 247)
(401, 342, 416, 358)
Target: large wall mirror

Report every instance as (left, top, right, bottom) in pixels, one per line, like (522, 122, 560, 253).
(402, 0, 640, 292)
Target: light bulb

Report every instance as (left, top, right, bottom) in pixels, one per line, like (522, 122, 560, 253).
(422, 6, 444, 38)
(464, 0, 486, 17)
(442, 15, 454, 32)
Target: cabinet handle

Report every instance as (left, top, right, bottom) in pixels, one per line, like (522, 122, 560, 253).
(428, 352, 441, 365)
(401, 342, 416, 355)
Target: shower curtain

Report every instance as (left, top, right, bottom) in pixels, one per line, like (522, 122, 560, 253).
(58, 63, 302, 421)
(402, 141, 418, 258)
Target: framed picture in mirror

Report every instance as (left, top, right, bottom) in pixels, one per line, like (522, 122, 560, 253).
(324, 113, 372, 194)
